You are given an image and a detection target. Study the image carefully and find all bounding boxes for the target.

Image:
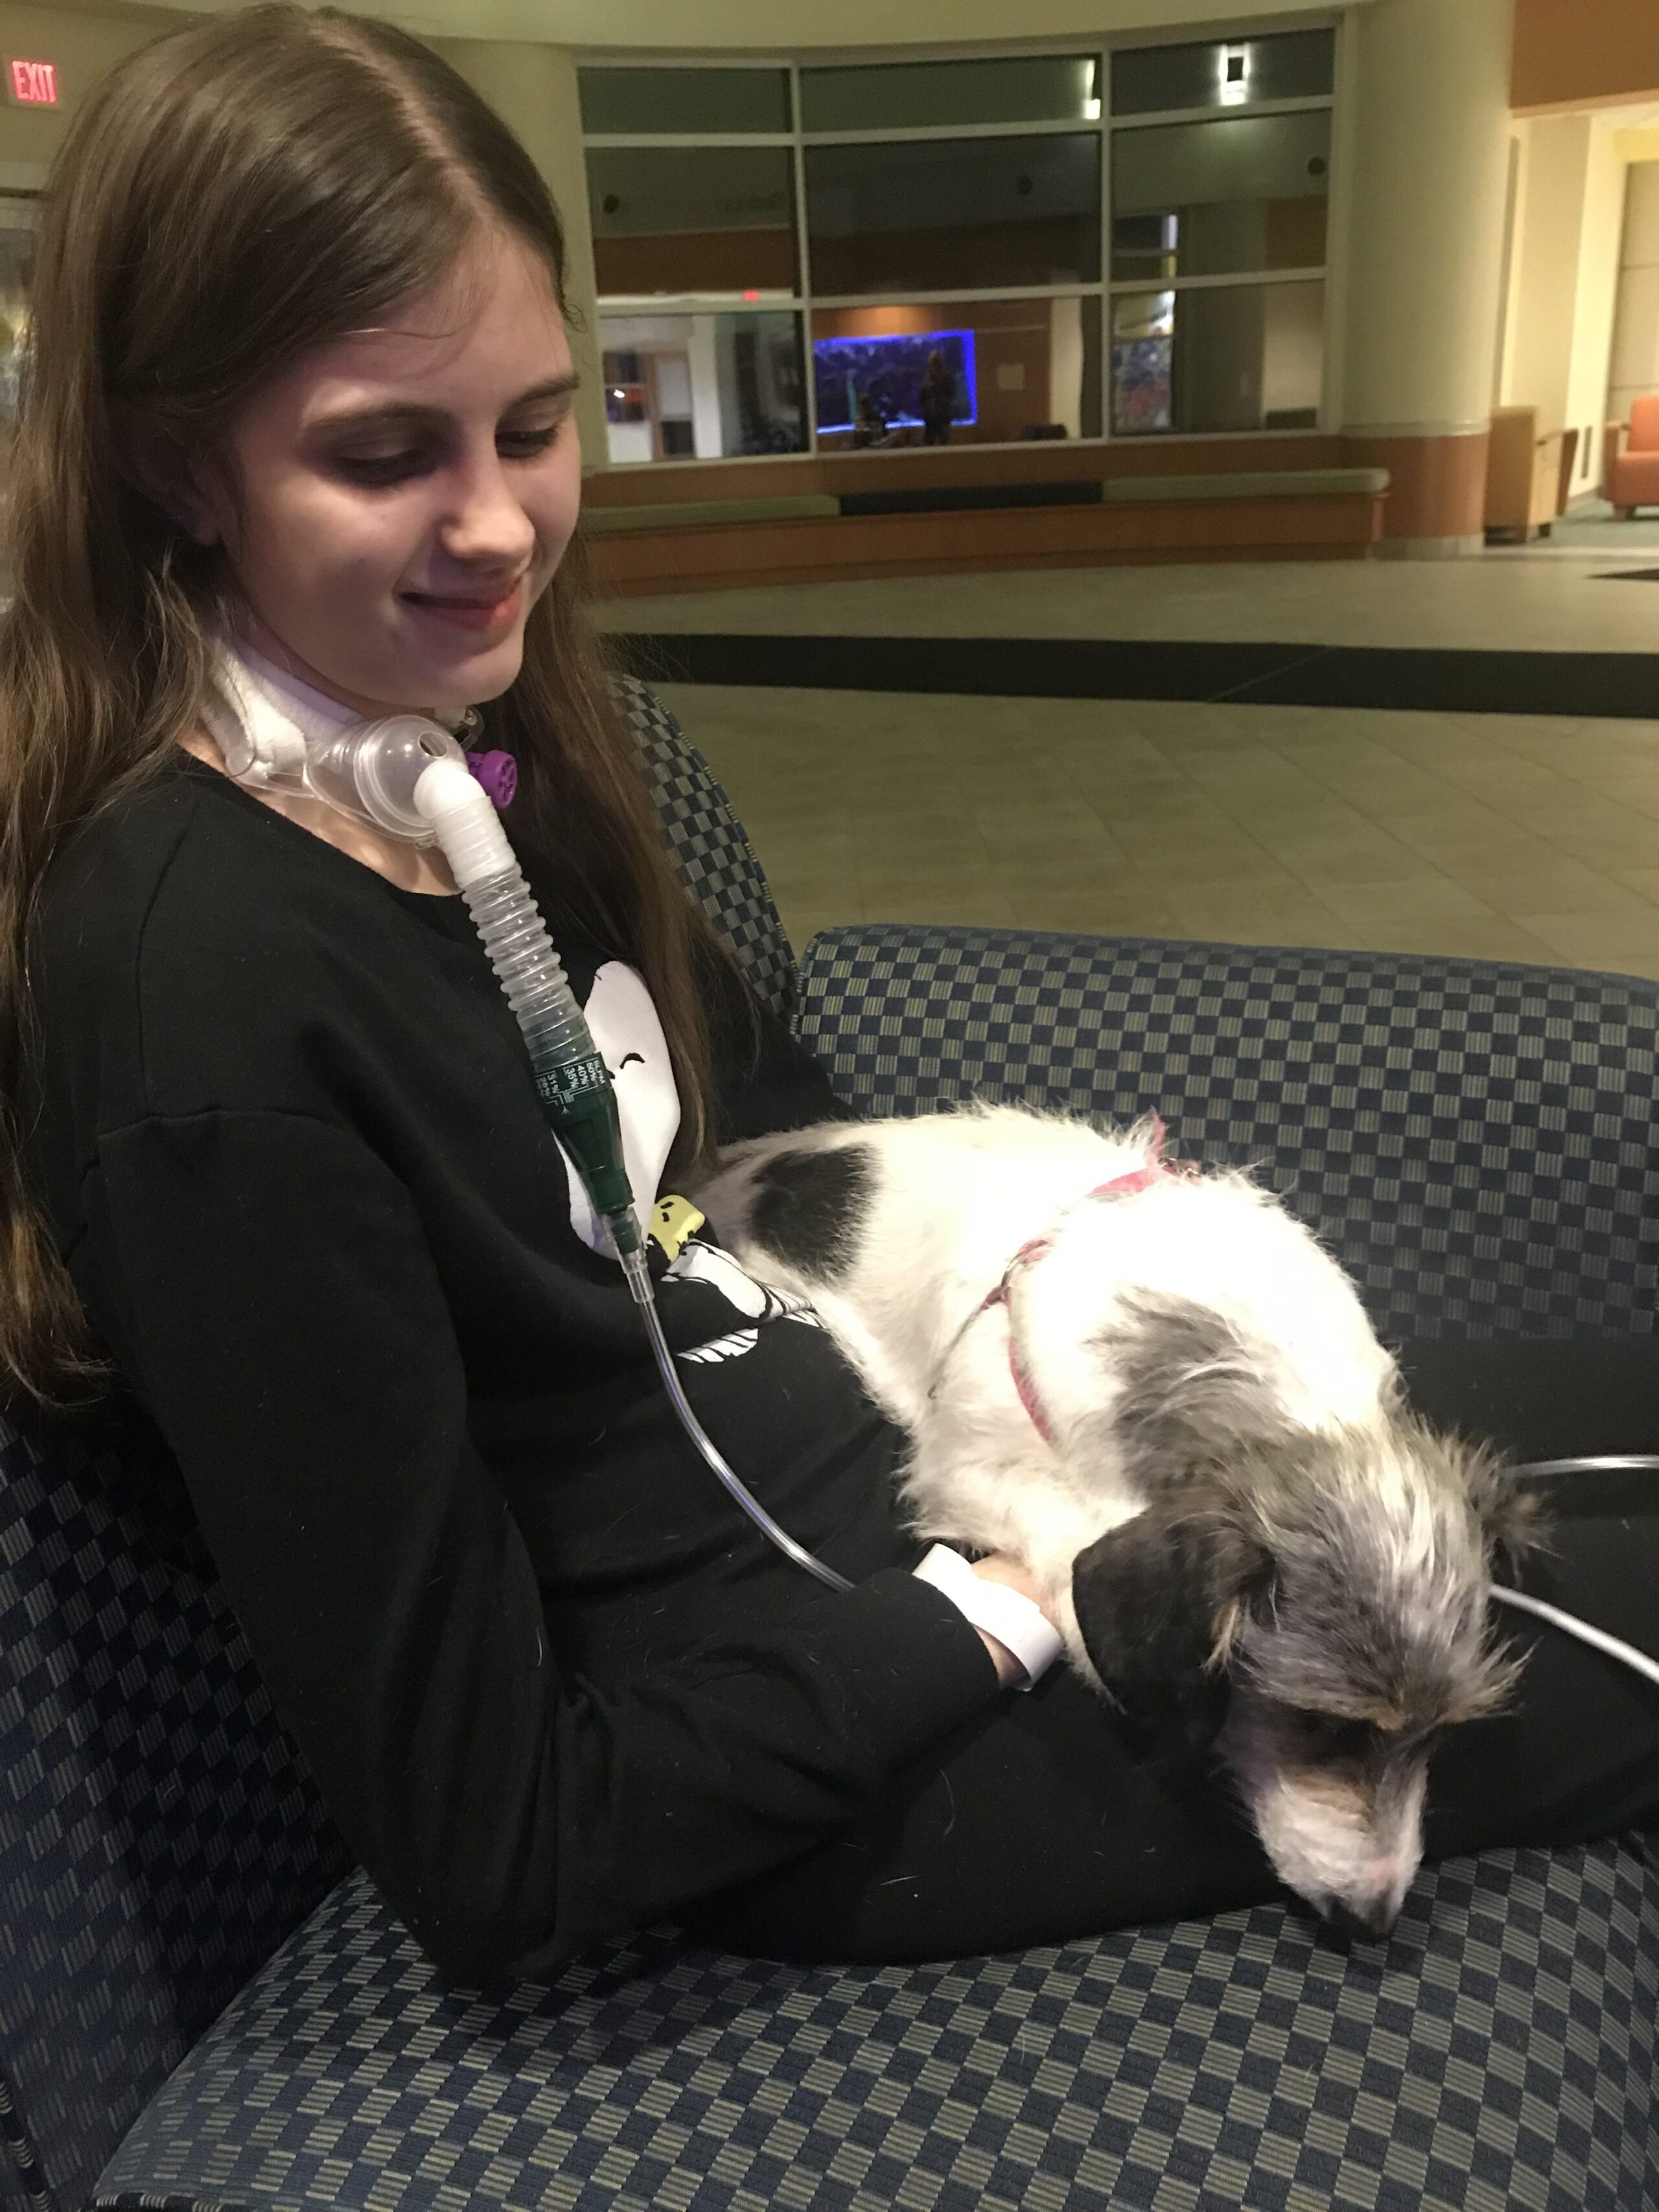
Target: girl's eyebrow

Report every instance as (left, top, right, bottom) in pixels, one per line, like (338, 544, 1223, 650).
(308, 373, 581, 435)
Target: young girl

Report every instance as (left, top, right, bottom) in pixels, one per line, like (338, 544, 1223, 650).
(3, 6, 1654, 1989)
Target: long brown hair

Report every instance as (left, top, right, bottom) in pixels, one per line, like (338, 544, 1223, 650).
(0, 4, 723, 1403)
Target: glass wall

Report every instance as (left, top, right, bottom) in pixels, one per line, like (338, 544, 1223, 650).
(601, 311, 805, 462)
(580, 26, 1336, 463)
(1106, 29, 1332, 438)
(811, 297, 1102, 448)
(0, 197, 34, 430)
(587, 145, 798, 297)
(804, 134, 1100, 297)
(1111, 282, 1323, 435)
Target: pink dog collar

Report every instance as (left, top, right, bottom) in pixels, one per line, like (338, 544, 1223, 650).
(929, 1117, 1189, 1446)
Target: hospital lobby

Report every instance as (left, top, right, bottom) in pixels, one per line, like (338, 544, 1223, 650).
(7, 5, 1659, 2212)
(2, 0, 1658, 977)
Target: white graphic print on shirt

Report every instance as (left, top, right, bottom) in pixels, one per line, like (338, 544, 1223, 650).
(558, 961, 818, 1356)
(558, 961, 681, 1259)
(667, 1236, 822, 1363)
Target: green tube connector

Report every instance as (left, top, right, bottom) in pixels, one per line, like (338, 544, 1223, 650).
(533, 1052, 644, 1257)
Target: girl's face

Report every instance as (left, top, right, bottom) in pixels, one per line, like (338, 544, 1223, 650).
(193, 228, 581, 717)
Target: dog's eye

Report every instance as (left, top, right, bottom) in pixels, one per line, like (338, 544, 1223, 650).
(1287, 1710, 1378, 1760)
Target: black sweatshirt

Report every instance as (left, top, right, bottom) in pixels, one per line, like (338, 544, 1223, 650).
(22, 758, 999, 1983)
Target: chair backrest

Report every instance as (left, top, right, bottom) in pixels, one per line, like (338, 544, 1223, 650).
(1630, 394, 1659, 451)
(613, 674, 798, 1021)
(0, 682, 791, 2212)
(796, 926, 1659, 1340)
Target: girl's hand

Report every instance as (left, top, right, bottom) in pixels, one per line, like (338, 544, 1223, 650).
(970, 1552, 1058, 1687)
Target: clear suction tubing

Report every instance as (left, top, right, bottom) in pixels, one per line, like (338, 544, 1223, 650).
(321, 718, 852, 1595)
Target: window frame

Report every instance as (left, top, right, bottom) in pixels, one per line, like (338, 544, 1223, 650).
(578, 21, 1343, 468)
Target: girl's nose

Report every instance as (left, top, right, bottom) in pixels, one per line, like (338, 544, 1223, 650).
(439, 452, 537, 569)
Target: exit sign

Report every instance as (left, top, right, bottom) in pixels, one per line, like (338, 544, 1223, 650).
(8, 60, 57, 107)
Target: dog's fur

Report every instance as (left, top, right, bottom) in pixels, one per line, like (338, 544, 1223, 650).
(693, 1105, 1537, 1937)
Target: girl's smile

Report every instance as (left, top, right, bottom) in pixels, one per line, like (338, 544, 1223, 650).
(400, 577, 526, 634)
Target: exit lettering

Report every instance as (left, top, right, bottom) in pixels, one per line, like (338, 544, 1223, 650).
(8, 60, 58, 107)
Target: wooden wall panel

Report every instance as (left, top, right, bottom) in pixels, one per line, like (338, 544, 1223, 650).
(585, 491, 1384, 596)
(582, 434, 1349, 508)
(1341, 430, 1489, 542)
(1513, 0, 1659, 113)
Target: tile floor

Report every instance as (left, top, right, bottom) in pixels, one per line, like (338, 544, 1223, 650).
(605, 553, 1659, 982)
(655, 680, 1659, 979)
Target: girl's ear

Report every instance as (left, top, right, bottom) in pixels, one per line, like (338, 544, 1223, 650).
(114, 408, 222, 546)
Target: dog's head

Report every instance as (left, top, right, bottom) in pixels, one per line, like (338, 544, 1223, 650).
(1071, 1307, 1540, 1937)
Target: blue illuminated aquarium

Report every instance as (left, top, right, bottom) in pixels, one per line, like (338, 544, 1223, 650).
(813, 328, 977, 434)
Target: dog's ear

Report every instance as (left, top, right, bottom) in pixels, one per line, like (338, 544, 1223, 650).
(1073, 1497, 1271, 1754)
(1469, 1457, 1548, 1574)
(1090, 1292, 1295, 1493)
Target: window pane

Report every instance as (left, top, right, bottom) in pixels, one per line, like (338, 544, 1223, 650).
(598, 311, 807, 463)
(579, 66, 789, 135)
(802, 54, 1100, 132)
(588, 146, 798, 297)
(811, 297, 1100, 447)
(806, 134, 1100, 296)
(1112, 111, 1329, 279)
(1111, 30, 1334, 117)
(1110, 282, 1323, 435)
(0, 198, 34, 430)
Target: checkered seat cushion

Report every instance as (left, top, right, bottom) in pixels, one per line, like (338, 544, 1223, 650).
(5, 688, 1658, 2212)
(86, 1839, 1659, 2212)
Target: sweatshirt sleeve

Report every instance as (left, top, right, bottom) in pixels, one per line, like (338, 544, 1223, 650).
(82, 1106, 997, 1985)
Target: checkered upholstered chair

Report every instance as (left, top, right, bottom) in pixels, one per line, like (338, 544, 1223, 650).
(4, 677, 1657, 2212)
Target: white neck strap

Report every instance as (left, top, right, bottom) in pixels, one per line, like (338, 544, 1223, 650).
(203, 635, 472, 789)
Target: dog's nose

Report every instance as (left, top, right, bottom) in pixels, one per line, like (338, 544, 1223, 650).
(1326, 1897, 1397, 1942)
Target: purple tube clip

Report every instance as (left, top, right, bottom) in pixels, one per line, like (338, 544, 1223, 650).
(466, 749, 518, 809)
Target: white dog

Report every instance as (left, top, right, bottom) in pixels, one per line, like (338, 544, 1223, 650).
(693, 1104, 1537, 1938)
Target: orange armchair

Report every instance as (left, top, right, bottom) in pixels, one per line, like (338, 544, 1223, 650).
(1603, 395, 1659, 514)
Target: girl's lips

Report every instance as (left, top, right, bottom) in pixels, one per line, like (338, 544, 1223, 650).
(402, 579, 524, 635)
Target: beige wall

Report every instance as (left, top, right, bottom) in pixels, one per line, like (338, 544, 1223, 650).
(1340, 0, 1513, 439)
(1563, 117, 1626, 491)
(1607, 161, 1659, 439)
(1502, 111, 1630, 489)
(150, 0, 1376, 48)
(1502, 116, 1582, 423)
(431, 37, 609, 472)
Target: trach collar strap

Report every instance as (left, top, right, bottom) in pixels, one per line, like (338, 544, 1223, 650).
(203, 637, 513, 809)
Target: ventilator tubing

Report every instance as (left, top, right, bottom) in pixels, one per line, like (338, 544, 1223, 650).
(407, 753, 853, 1595)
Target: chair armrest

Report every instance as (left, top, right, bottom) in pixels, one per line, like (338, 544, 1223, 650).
(1603, 420, 1627, 495)
(793, 923, 1659, 1340)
